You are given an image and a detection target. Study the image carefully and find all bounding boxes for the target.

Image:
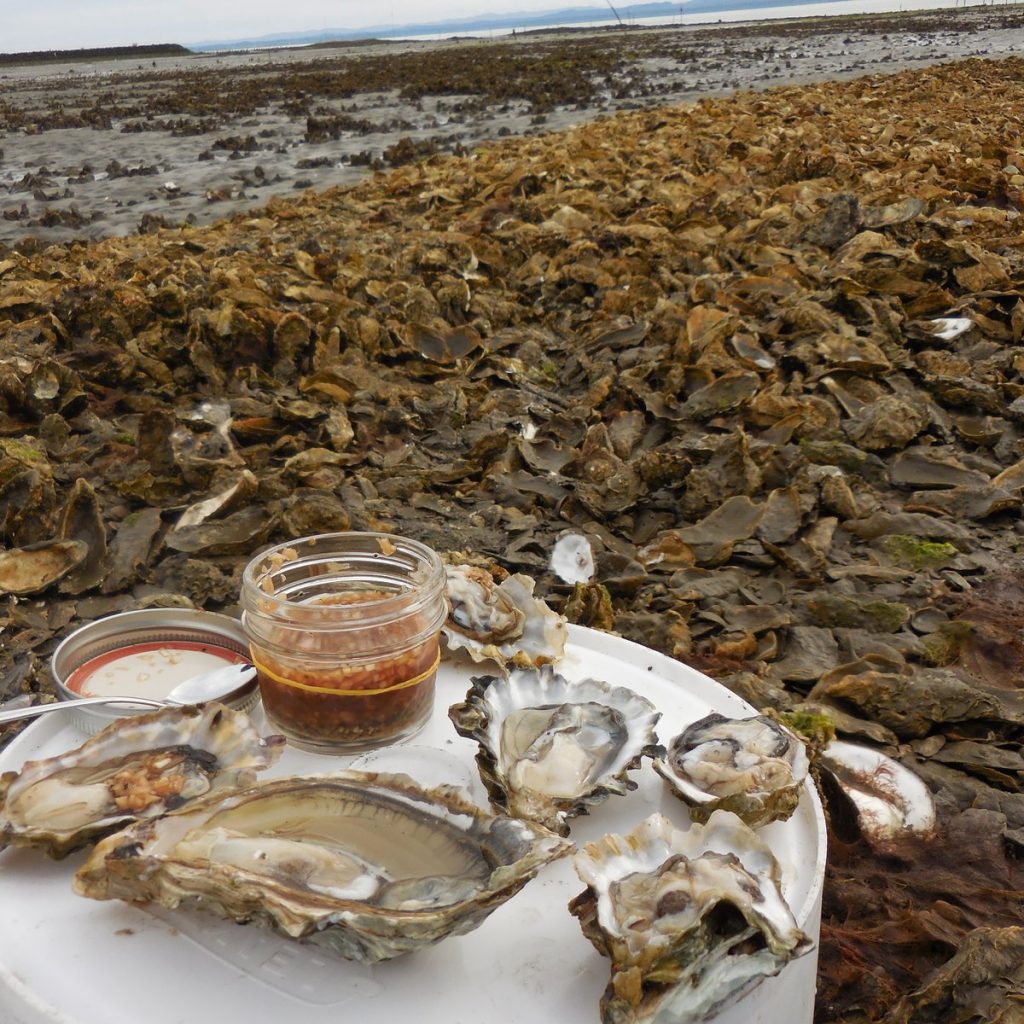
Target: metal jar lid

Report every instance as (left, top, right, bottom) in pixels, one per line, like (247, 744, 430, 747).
(51, 608, 258, 735)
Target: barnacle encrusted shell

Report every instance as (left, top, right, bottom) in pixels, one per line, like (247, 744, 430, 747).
(569, 811, 813, 1024)
(654, 713, 809, 828)
(448, 666, 661, 836)
(0, 703, 284, 859)
(443, 565, 568, 667)
(74, 770, 571, 963)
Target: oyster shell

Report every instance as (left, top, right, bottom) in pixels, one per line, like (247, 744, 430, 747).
(819, 738, 936, 843)
(569, 811, 813, 1024)
(443, 565, 568, 667)
(0, 538, 87, 596)
(0, 704, 284, 859)
(448, 666, 661, 835)
(550, 532, 596, 585)
(74, 771, 571, 963)
(654, 713, 809, 828)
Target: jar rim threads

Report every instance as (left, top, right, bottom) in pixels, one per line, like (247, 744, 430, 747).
(241, 531, 446, 637)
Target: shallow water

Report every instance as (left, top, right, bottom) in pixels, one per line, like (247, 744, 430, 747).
(400, 0, 1002, 38)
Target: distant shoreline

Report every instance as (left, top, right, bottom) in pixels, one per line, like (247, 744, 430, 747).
(3, 0, 1004, 58)
(0, 43, 190, 68)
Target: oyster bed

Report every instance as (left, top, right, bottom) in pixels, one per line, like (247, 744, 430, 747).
(4, 30, 1024, 1024)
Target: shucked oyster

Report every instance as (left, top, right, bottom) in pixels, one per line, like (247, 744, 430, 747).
(75, 771, 571, 963)
(449, 667, 661, 835)
(0, 704, 283, 859)
(654, 713, 808, 828)
(443, 565, 568, 667)
(570, 811, 813, 1024)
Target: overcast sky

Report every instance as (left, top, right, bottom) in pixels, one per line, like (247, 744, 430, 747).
(4, 0, 594, 52)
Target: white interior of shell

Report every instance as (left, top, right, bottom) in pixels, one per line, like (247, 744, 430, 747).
(477, 668, 659, 817)
(820, 738, 935, 840)
(443, 567, 567, 666)
(549, 533, 596, 584)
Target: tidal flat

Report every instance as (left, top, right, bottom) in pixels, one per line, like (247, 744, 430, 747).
(2, 3, 1024, 247)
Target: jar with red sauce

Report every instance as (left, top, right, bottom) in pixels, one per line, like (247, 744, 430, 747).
(240, 532, 447, 753)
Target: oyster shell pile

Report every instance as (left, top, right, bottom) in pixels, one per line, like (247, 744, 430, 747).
(74, 770, 571, 963)
(654, 713, 809, 828)
(819, 738, 935, 844)
(443, 564, 568, 667)
(6, 23, 1024, 1018)
(449, 666, 661, 835)
(0, 704, 284, 858)
(570, 811, 813, 1024)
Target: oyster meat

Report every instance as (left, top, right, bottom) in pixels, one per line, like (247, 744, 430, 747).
(449, 666, 661, 835)
(654, 713, 809, 828)
(0, 704, 284, 858)
(443, 564, 568, 667)
(570, 811, 813, 1024)
(74, 771, 571, 963)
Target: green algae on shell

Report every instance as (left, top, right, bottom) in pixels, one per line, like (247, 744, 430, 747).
(879, 535, 959, 570)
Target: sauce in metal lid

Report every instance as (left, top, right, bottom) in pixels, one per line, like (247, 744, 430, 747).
(66, 642, 248, 699)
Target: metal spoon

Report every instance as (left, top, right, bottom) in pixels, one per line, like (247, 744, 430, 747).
(0, 663, 257, 726)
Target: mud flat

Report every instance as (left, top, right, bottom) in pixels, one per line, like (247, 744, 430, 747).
(2, 3, 1024, 247)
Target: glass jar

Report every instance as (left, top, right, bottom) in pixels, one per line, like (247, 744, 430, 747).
(240, 532, 447, 754)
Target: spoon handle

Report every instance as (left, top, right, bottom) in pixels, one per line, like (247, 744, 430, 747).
(0, 696, 169, 726)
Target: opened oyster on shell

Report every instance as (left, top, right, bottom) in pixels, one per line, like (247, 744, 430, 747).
(654, 713, 809, 828)
(570, 811, 813, 1024)
(0, 704, 284, 859)
(74, 770, 571, 963)
(448, 666, 661, 836)
(443, 564, 568, 667)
